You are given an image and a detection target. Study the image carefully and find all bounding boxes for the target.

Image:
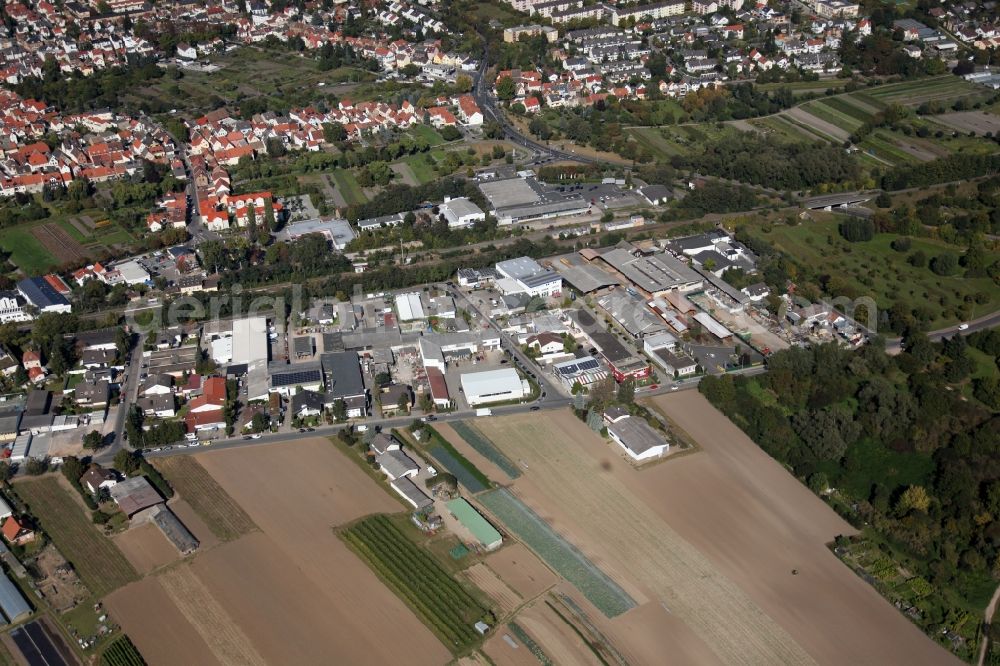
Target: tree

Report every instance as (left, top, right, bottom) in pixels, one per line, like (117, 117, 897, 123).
(61, 456, 85, 486)
(875, 191, 892, 208)
(419, 392, 434, 412)
(896, 485, 931, 515)
(83, 430, 104, 450)
(397, 392, 410, 414)
(114, 449, 140, 475)
(617, 378, 635, 405)
(930, 252, 959, 276)
(839, 218, 875, 242)
(495, 76, 516, 101)
(0, 462, 10, 485)
(586, 376, 616, 412)
(331, 399, 348, 422)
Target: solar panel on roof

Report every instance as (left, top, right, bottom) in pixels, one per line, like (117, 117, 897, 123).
(270, 369, 322, 388)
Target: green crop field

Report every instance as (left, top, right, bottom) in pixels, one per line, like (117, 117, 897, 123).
(100, 635, 146, 666)
(866, 77, 983, 106)
(450, 422, 521, 480)
(803, 100, 864, 132)
(410, 426, 492, 493)
(342, 514, 489, 653)
(330, 168, 368, 205)
(17, 477, 138, 597)
(750, 216, 1000, 329)
(0, 227, 56, 275)
(821, 96, 877, 123)
(627, 127, 684, 160)
(478, 488, 636, 618)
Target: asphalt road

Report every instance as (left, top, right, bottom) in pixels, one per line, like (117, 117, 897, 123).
(885, 309, 1000, 354)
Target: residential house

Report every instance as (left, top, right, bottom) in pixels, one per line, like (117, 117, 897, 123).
(80, 466, 118, 494)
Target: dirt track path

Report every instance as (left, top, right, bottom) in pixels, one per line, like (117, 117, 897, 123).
(977, 584, 1000, 666)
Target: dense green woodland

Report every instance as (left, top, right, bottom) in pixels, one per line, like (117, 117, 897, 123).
(676, 133, 861, 191)
(700, 334, 1000, 633)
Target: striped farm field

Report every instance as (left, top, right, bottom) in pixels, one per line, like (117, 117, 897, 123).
(817, 96, 876, 123)
(866, 77, 981, 106)
(342, 514, 489, 654)
(100, 635, 146, 666)
(153, 457, 257, 541)
(801, 100, 863, 132)
(750, 116, 818, 142)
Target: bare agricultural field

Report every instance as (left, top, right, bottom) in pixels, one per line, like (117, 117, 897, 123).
(782, 106, 850, 142)
(112, 523, 179, 575)
(933, 110, 1000, 136)
(464, 563, 522, 615)
(474, 411, 812, 665)
(485, 542, 557, 601)
(107, 438, 450, 666)
(643, 392, 960, 666)
(158, 565, 267, 666)
(105, 577, 222, 666)
(195, 439, 451, 664)
(153, 457, 257, 541)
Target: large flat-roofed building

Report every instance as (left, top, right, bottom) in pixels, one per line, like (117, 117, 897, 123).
(321, 352, 368, 417)
(232, 317, 271, 401)
(146, 345, 199, 376)
(598, 248, 702, 295)
(495, 257, 562, 298)
(597, 289, 669, 339)
(478, 175, 589, 226)
(460, 368, 528, 406)
(16, 277, 71, 315)
(284, 217, 356, 250)
(395, 292, 426, 321)
(269, 359, 324, 395)
(588, 330, 651, 382)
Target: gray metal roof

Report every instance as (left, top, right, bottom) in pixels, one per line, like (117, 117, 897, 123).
(0, 571, 30, 622)
(320, 352, 366, 399)
(607, 416, 668, 456)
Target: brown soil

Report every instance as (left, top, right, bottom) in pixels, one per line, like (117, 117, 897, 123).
(113, 523, 179, 575)
(105, 577, 222, 666)
(465, 563, 522, 615)
(167, 498, 221, 551)
(643, 391, 960, 666)
(475, 410, 815, 665)
(484, 542, 557, 601)
(194, 438, 451, 664)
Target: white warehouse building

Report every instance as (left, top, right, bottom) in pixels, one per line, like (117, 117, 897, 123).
(440, 197, 486, 229)
(460, 368, 529, 406)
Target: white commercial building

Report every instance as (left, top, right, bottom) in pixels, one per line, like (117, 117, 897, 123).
(460, 368, 529, 406)
(395, 292, 426, 321)
(440, 197, 486, 229)
(495, 256, 562, 298)
(232, 316, 271, 401)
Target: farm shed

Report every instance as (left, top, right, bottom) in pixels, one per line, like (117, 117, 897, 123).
(150, 506, 199, 555)
(446, 499, 503, 551)
(0, 569, 31, 622)
(110, 476, 164, 518)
